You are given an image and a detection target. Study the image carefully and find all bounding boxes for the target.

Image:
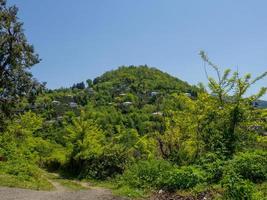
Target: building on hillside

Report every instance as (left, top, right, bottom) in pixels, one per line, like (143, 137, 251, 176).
(69, 102, 78, 108)
(57, 116, 63, 121)
(184, 92, 192, 97)
(52, 100, 61, 105)
(152, 112, 163, 116)
(122, 101, 132, 106)
(151, 91, 159, 96)
(87, 87, 94, 94)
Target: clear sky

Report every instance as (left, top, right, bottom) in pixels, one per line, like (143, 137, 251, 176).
(8, 0, 267, 99)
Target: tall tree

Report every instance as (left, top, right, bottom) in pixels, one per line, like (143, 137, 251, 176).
(0, 0, 40, 125)
(200, 51, 267, 156)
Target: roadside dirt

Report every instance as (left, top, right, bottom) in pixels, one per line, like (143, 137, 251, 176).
(0, 177, 125, 200)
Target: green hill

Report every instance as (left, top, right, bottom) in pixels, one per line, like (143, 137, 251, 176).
(91, 65, 198, 107)
(93, 65, 194, 94)
(31, 66, 198, 137)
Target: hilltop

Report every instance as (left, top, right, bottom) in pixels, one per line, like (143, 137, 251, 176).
(30, 66, 198, 136)
(93, 65, 195, 95)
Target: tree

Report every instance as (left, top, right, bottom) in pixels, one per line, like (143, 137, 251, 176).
(200, 51, 267, 156)
(86, 79, 93, 88)
(72, 82, 85, 90)
(0, 0, 40, 125)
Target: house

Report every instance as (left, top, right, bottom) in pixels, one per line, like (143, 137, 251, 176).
(122, 101, 132, 106)
(152, 112, 163, 116)
(69, 102, 78, 108)
(87, 87, 94, 94)
(184, 92, 192, 97)
(52, 100, 60, 105)
(151, 91, 159, 96)
(57, 116, 63, 121)
(45, 120, 56, 124)
(66, 94, 73, 98)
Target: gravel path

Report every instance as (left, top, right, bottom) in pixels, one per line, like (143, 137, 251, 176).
(0, 179, 125, 200)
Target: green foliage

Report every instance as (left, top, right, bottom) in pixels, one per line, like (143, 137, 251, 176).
(1, 159, 39, 180)
(120, 159, 205, 192)
(161, 166, 205, 191)
(225, 150, 267, 183)
(66, 111, 105, 160)
(113, 185, 147, 199)
(0, 58, 266, 199)
(200, 51, 267, 156)
(197, 153, 225, 183)
(0, 3, 266, 199)
(94, 65, 193, 97)
(221, 172, 253, 200)
(64, 111, 128, 180)
(0, 0, 40, 126)
(0, 112, 63, 189)
(78, 149, 127, 180)
(253, 182, 267, 200)
(120, 159, 173, 189)
(0, 159, 53, 190)
(33, 138, 68, 169)
(0, 112, 43, 161)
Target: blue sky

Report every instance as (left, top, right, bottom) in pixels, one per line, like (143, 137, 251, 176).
(8, 0, 267, 98)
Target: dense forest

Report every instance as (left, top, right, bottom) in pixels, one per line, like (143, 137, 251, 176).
(0, 1, 267, 199)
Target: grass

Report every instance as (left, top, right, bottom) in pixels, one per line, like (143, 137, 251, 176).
(82, 178, 149, 199)
(112, 185, 149, 199)
(0, 174, 53, 190)
(45, 172, 87, 191)
(54, 178, 87, 190)
(0, 159, 54, 190)
(0, 166, 86, 191)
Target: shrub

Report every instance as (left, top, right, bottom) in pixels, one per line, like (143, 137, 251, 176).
(161, 166, 205, 191)
(197, 153, 225, 183)
(221, 172, 253, 200)
(0, 159, 53, 190)
(226, 150, 267, 183)
(67, 146, 128, 180)
(0, 159, 39, 180)
(120, 159, 173, 189)
(120, 160, 205, 191)
(78, 152, 127, 180)
(252, 182, 267, 200)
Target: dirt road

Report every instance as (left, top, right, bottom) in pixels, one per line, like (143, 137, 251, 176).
(0, 179, 125, 200)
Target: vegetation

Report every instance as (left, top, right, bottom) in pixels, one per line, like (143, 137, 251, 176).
(0, 1, 267, 199)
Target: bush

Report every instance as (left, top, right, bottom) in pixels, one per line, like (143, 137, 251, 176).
(161, 166, 205, 191)
(120, 159, 173, 189)
(252, 182, 267, 200)
(226, 150, 267, 183)
(120, 159, 205, 192)
(197, 153, 225, 183)
(0, 159, 53, 190)
(78, 153, 127, 180)
(221, 172, 253, 200)
(66, 147, 128, 180)
(0, 159, 43, 181)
